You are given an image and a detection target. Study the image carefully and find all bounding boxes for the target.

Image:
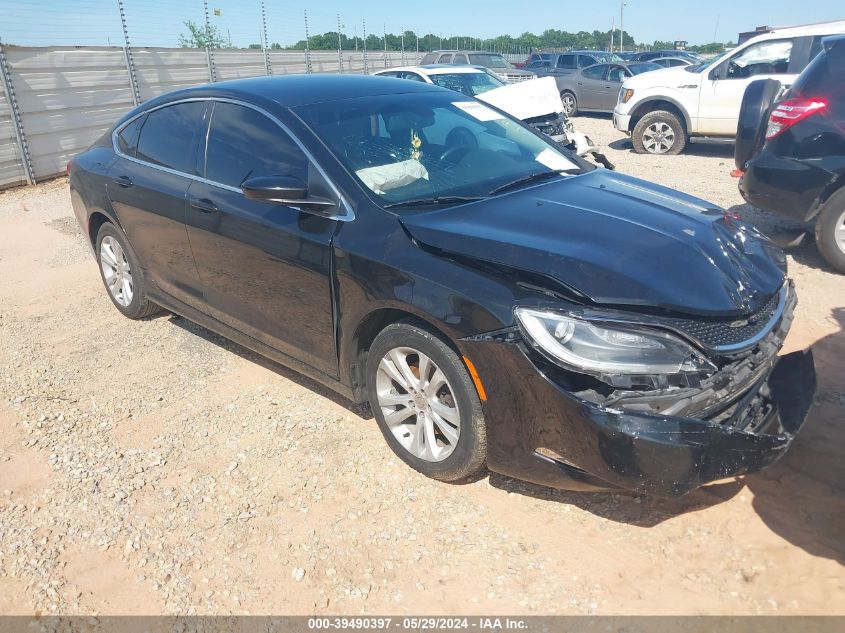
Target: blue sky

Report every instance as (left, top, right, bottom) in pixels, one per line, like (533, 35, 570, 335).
(1, 0, 842, 47)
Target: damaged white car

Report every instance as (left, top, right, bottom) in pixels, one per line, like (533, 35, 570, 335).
(373, 65, 613, 168)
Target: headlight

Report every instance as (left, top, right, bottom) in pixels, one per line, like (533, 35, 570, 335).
(515, 308, 716, 376)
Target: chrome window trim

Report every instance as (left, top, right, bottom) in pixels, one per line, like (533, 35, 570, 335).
(111, 96, 354, 221)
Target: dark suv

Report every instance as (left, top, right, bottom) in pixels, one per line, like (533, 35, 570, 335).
(737, 34, 845, 272)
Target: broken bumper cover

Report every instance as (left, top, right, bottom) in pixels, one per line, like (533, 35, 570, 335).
(461, 338, 816, 498)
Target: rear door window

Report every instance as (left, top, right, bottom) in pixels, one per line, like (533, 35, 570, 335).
(452, 54, 468, 64)
(581, 65, 606, 80)
(437, 54, 454, 63)
(135, 101, 207, 174)
(556, 54, 576, 69)
(578, 55, 598, 68)
(204, 102, 309, 189)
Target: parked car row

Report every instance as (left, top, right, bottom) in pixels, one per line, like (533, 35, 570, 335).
(418, 50, 534, 83)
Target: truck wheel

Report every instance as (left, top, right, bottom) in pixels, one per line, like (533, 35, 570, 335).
(815, 189, 845, 274)
(735, 78, 781, 169)
(366, 322, 487, 483)
(560, 91, 578, 116)
(632, 110, 687, 155)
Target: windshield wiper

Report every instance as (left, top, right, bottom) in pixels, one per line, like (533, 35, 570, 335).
(487, 170, 566, 196)
(383, 195, 485, 209)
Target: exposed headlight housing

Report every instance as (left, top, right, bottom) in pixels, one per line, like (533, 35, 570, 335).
(515, 308, 716, 379)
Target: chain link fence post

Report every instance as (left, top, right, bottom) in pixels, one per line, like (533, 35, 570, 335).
(303, 10, 312, 73)
(382, 24, 387, 69)
(337, 14, 343, 73)
(117, 0, 141, 105)
(362, 20, 369, 74)
(0, 43, 35, 185)
(203, 0, 216, 82)
(261, 0, 271, 75)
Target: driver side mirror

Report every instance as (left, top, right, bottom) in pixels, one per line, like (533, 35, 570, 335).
(241, 175, 336, 214)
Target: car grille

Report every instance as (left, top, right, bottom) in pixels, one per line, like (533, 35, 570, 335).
(660, 287, 785, 352)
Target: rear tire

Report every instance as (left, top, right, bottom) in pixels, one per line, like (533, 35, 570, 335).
(95, 222, 163, 319)
(632, 110, 687, 155)
(366, 322, 486, 483)
(815, 189, 845, 274)
(560, 91, 578, 116)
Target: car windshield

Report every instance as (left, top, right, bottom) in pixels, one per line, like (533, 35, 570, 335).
(296, 92, 581, 210)
(468, 53, 511, 69)
(629, 62, 663, 74)
(686, 49, 730, 72)
(428, 71, 505, 96)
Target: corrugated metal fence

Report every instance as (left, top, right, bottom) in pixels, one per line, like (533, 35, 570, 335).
(0, 45, 422, 190)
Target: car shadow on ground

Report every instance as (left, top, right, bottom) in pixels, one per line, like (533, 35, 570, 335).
(606, 135, 735, 159)
(727, 202, 836, 271)
(166, 314, 373, 420)
(746, 308, 845, 564)
(487, 473, 745, 527)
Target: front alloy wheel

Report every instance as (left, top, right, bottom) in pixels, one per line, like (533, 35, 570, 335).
(366, 322, 487, 482)
(376, 347, 461, 462)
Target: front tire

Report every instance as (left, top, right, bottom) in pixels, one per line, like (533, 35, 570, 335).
(95, 222, 162, 319)
(815, 189, 845, 274)
(366, 323, 486, 482)
(632, 110, 687, 155)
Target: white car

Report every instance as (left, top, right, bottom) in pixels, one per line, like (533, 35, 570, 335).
(374, 65, 611, 166)
(613, 20, 845, 154)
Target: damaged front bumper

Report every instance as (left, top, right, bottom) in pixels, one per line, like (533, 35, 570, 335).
(460, 288, 816, 498)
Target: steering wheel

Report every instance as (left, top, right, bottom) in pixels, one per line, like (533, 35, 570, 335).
(438, 127, 478, 165)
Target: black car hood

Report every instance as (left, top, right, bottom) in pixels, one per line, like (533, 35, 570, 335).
(400, 170, 785, 317)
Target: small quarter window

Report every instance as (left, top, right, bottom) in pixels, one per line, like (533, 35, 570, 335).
(116, 114, 145, 157)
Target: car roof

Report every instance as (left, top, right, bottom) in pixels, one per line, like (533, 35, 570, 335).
(765, 18, 845, 37)
(140, 74, 447, 111)
(376, 65, 487, 76)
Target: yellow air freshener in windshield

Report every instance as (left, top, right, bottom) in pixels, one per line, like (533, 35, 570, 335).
(410, 130, 422, 160)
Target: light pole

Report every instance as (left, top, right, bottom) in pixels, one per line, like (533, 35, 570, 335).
(620, 2, 627, 52)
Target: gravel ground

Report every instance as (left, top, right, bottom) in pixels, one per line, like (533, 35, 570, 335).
(0, 116, 843, 616)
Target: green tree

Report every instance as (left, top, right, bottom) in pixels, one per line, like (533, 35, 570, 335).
(178, 20, 232, 49)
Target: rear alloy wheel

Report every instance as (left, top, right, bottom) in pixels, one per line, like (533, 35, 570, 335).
(632, 110, 687, 155)
(560, 91, 578, 116)
(96, 223, 163, 319)
(366, 323, 486, 482)
(815, 189, 845, 274)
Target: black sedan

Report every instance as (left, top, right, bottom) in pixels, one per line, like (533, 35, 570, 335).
(69, 75, 815, 498)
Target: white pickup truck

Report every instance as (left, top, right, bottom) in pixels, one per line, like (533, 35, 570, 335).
(613, 20, 845, 154)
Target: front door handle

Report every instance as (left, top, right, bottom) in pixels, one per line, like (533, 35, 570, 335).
(189, 197, 219, 214)
(113, 175, 133, 188)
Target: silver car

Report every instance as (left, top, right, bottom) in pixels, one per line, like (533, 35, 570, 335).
(418, 50, 535, 83)
(556, 61, 662, 115)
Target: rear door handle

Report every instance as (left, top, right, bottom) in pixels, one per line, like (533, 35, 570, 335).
(113, 175, 133, 188)
(189, 197, 219, 214)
